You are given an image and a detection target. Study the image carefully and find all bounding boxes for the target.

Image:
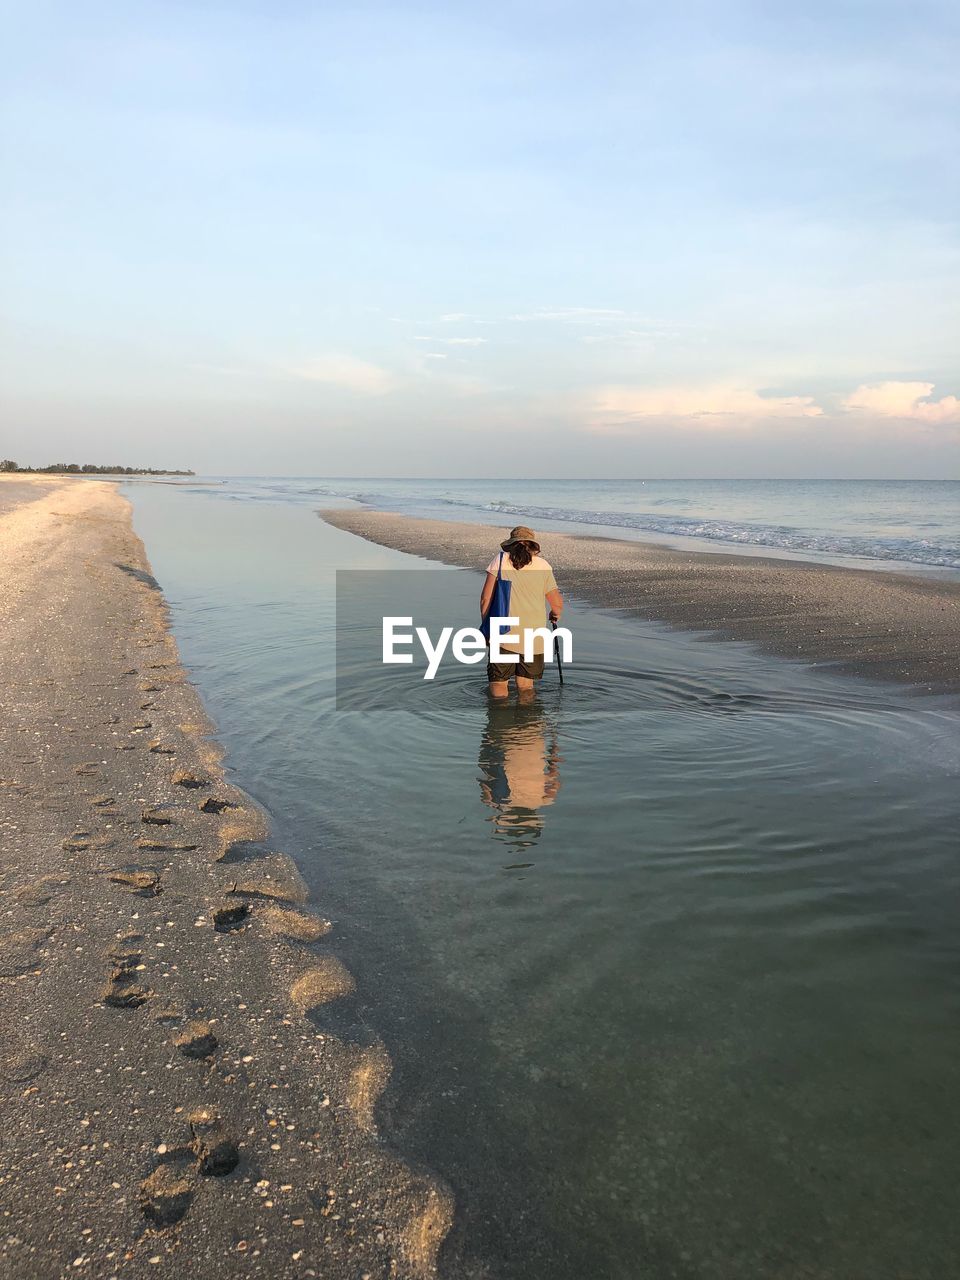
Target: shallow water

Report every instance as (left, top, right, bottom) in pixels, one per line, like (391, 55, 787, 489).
(128, 482, 960, 1279)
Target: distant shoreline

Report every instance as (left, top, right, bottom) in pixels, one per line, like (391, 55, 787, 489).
(1, 466, 194, 476)
(320, 507, 960, 694)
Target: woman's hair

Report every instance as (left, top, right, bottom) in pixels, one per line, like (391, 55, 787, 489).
(508, 541, 535, 570)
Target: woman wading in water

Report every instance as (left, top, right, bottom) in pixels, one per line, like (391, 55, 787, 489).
(480, 525, 564, 700)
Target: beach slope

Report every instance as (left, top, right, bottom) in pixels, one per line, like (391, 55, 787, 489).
(0, 477, 451, 1279)
(321, 508, 959, 692)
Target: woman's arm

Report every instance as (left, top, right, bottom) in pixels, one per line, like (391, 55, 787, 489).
(546, 588, 563, 622)
(480, 571, 497, 617)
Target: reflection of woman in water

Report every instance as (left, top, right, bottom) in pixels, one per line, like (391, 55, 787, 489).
(478, 700, 562, 849)
(480, 525, 564, 701)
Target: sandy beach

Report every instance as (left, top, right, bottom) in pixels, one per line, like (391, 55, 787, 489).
(0, 476, 450, 1278)
(321, 508, 960, 693)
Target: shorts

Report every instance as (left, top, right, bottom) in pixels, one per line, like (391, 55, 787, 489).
(486, 650, 546, 682)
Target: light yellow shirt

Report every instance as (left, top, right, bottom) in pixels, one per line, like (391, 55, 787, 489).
(486, 553, 558, 654)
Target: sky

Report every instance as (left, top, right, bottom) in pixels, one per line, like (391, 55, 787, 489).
(2, 0, 958, 478)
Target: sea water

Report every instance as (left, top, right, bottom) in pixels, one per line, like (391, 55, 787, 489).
(176, 476, 960, 572)
(127, 480, 960, 1279)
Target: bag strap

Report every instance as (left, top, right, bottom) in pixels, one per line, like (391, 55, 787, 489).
(496, 550, 504, 580)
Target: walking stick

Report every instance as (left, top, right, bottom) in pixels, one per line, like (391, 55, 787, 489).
(551, 619, 564, 685)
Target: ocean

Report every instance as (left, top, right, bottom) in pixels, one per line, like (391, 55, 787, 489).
(127, 478, 960, 1279)
(178, 477, 960, 572)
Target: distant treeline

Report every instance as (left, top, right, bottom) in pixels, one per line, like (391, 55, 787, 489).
(1, 460, 194, 476)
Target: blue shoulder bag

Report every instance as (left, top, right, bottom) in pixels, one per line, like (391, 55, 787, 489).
(480, 551, 512, 641)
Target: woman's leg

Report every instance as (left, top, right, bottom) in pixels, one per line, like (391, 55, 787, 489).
(515, 652, 544, 702)
(515, 674, 534, 695)
(487, 655, 511, 699)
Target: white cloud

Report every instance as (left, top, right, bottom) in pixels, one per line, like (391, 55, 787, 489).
(511, 307, 632, 325)
(591, 384, 823, 431)
(187, 362, 264, 378)
(588, 379, 960, 437)
(413, 336, 487, 346)
(581, 326, 681, 346)
(284, 355, 395, 395)
(842, 381, 960, 423)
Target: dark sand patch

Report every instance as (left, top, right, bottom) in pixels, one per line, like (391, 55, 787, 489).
(0, 474, 62, 515)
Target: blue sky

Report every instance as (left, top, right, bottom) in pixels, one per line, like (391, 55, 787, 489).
(2, 0, 958, 476)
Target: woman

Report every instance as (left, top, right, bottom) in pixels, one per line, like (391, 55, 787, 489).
(480, 525, 563, 699)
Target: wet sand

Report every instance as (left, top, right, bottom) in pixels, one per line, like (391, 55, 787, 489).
(321, 508, 960, 693)
(0, 476, 450, 1278)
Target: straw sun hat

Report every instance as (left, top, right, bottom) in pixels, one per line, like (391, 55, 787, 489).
(500, 525, 540, 552)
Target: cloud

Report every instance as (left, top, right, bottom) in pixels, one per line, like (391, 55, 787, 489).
(413, 335, 487, 346)
(511, 307, 637, 326)
(284, 355, 395, 395)
(591, 384, 824, 431)
(588, 379, 960, 437)
(581, 326, 684, 346)
(187, 362, 264, 378)
(842, 381, 960, 423)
